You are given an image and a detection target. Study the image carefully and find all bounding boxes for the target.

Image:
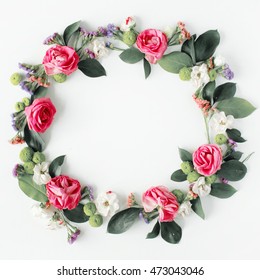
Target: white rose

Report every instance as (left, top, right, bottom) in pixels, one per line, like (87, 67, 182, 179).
(120, 16, 136, 32)
(192, 177, 211, 197)
(210, 111, 234, 133)
(92, 39, 108, 58)
(214, 55, 226, 67)
(96, 191, 119, 217)
(178, 201, 192, 217)
(33, 162, 51, 185)
(191, 64, 210, 88)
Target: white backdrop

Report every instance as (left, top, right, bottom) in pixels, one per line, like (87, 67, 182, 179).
(0, 0, 259, 259)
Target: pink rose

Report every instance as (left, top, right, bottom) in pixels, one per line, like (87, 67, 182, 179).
(136, 29, 168, 64)
(42, 45, 79, 75)
(46, 175, 81, 210)
(193, 144, 222, 176)
(25, 97, 56, 133)
(142, 186, 179, 222)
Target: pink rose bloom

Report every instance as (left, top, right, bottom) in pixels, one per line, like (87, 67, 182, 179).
(136, 29, 168, 64)
(46, 175, 81, 210)
(193, 144, 223, 176)
(42, 45, 79, 75)
(142, 186, 179, 222)
(25, 97, 56, 133)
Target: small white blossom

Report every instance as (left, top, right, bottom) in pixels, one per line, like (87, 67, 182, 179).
(92, 39, 108, 58)
(164, 26, 175, 39)
(95, 191, 119, 217)
(210, 111, 234, 133)
(191, 64, 210, 88)
(33, 162, 51, 185)
(192, 177, 211, 197)
(120, 16, 136, 32)
(214, 55, 226, 67)
(178, 201, 192, 217)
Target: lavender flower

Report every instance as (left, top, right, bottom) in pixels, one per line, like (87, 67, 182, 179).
(98, 26, 107, 36)
(80, 27, 98, 38)
(11, 119, 18, 131)
(221, 178, 229, 184)
(68, 229, 80, 244)
(19, 81, 34, 95)
(85, 48, 96, 59)
(139, 211, 149, 224)
(12, 164, 24, 177)
(43, 32, 63, 45)
(222, 64, 234, 80)
(106, 23, 117, 38)
(228, 138, 238, 150)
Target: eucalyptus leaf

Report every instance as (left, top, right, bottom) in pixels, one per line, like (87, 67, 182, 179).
(181, 34, 196, 64)
(191, 197, 205, 219)
(18, 175, 48, 203)
(119, 47, 144, 64)
(31, 87, 48, 102)
(194, 30, 220, 62)
(143, 58, 151, 79)
(171, 169, 187, 182)
(158, 51, 193, 73)
(217, 160, 247, 181)
(63, 204, 89, 223)
(226, 128, 246, 143)
(210, 183, 237, 199)
(24, 125, 46, 152)
(49, 155, 66, 178)
(202, 81, 215, 103)
(107, 207, 141, 234)
(213, 82, 236, 103)
(225, 151, 243, 161)
(78, 59, 106, 77)
(179, 148, 193, 161)
(216, 97, 256, 118)
(161, 221, 182, 244)
(63, 20, 81, 45)
(146, 221, 160, 239)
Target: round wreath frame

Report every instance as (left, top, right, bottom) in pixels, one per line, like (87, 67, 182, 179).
(10, 18, 255, 244)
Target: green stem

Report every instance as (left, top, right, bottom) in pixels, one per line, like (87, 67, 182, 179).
(203, 114, 210, 144)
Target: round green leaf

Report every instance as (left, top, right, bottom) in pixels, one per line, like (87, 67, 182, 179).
(210, 183, 237, 199)
(146, 221, 160, 239)
(161, 221, 182, 244)
(171, 169, 187, 182)
(63, 204, 89, 223)
(191, 197, 205, 219)
(119, 47, 144, 64)
(78, 59, 106, 77)
(218, 160, 247, 181)
(213, 82, 236, 103)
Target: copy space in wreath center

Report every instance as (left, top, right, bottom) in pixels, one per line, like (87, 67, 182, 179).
(48, 67, 204, 190)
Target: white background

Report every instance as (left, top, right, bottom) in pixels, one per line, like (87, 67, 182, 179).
(0, 0, 259, 260)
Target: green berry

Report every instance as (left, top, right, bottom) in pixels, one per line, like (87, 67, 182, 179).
(32, 152, 45, 164)
(19, 147, 34, 162)
(23, 161, 35, 175)
(53, 73, 67, 83)
(215, 134, 228, 145)
(83, 202, 97, 216)
(89, 214, 103, 227)
(179, 67, 191, 81)
(187, 171, 200, 183)
(171, 189, 185, 204)
(205, 174, 217, 184)
(10, 73, 22, 86)
(122, 31, 137, 46)
(22, 97, 30, 107)
(181, 161, 193, 175)
(209, 69, 217, 81)
(15, 102, 25, 112)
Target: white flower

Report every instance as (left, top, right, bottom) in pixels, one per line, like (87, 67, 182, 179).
(214, 55, 226, 67)
(95, 191, 119, 217)
(92, 39, 108, 58)
(210, 111, 234, 133)
(192, 177, 211, 197)
(120, 16, 136, 32)
(164, 26, 175, 39)
(191, 64, 210, 88)
(33, 162, 51, 185)
(178, 201, 192, 217)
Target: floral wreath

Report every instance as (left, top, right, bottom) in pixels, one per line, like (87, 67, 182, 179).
(10, 18, 255, 244)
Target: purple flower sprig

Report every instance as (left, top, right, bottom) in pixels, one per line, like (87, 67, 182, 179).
(43, 32, 65, 46)
(221, 64, 234, 80)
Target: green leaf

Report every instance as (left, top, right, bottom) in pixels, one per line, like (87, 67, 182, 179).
(63, 204, 89, 223)
(119, 47, 145, 64)
(226, 128, 246, 143)
(225, 150, 243, 161)
(202, 81, 215, 103)
(24, 124, 46, 152)
(213, 83, 236, 103)
(191, 197, 205, 219)
(107, 207, 141, 234)
(217, 160, 247, 181)
(179, 148, 192, 161)
(78, 59, 106, 77)
(216, 97, 256, 118)
(181, 34, 196, 64)
(210, 183, 237, 199)
(171, 169, 187, 182)
(194, 30, 220, 62)
(49, 155, 66, 178)
(158, 51, 193, 74)
(31, 87, 48, 103)
(18, 175, 48, 203)
(63, 20, 81, 45)
(146, 221, 160, 239)
(143, 58, 151, 79)
(161, 221, 182, 244)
